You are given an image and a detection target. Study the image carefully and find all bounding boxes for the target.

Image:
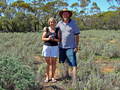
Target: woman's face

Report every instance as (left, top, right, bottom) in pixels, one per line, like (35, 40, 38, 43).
(49, 20, 56, 26)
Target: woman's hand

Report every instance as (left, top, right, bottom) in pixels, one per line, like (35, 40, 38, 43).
(48, 36, 54, 41)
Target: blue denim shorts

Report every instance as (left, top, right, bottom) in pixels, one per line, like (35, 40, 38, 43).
(59, 48, 77, 66)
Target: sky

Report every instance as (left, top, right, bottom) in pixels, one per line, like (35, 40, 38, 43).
(68, 0, 116, 12)
(8, 0, 118, 12)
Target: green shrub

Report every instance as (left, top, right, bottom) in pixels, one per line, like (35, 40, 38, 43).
(0, 86, 5, 90)
(0, 55, 36, 90)
(76, 59, 120, 90)
(102, 43, 120, 58)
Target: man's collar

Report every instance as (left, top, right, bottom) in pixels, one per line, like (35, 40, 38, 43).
(62, 19, 71, 24)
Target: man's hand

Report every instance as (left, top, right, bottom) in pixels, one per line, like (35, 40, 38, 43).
(75, 35, 79, 52)
(74, 47, 79, 52)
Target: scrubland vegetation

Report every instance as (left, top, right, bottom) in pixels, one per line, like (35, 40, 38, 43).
(0, 30, 120, 90)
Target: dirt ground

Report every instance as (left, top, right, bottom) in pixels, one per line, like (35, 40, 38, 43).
(34, 56, 120, 90)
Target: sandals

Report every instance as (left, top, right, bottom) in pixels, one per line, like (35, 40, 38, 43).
(44, 78, 57, 83)
(44, 79, 49, 83)
(51, 78, 57, 83)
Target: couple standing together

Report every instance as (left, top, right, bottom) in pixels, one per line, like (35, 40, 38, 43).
(42, 8, 80, 83)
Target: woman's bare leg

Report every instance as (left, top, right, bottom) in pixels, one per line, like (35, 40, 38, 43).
(45, 57, 50, 81)
(49, 57, 52, 79)
(51, 57, 57, 79)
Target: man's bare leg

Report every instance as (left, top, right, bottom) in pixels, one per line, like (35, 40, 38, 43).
(72, 66, 77, 85)
(64, 62, 70, 78)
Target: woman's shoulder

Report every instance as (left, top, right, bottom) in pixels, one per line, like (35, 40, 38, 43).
(43, 27, 49, 32)
(55, 27, 60, 30)
(55, 27, 60, 32)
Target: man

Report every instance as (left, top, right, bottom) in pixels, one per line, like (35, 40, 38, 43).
(57, 8, 80, 84)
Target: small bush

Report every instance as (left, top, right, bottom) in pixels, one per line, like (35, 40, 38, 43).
(102, 43, 120, 58)
(0, 55, 36, 90)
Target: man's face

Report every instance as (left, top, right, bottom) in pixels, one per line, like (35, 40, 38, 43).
(62, 12, 70, 20)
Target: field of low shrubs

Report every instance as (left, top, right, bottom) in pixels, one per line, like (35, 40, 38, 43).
(0, 30, 120, 90)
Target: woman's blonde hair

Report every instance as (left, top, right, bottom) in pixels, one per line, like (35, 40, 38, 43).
(48, 17, 56, 25)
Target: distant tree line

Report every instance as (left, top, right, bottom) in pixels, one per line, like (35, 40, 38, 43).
(76, 11, 120, 30)
(0, 0, 120, 32)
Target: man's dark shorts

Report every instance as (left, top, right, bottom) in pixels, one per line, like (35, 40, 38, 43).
(59, 48, 77, 66)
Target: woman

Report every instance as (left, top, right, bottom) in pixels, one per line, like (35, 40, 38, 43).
(42, 17, 60, 82)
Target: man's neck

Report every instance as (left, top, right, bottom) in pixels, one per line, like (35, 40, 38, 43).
(63, 18, 70, 23)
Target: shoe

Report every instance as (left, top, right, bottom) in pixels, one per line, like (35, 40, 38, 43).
(44, 79, 49, 83)
(51, 78, 57, 83)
